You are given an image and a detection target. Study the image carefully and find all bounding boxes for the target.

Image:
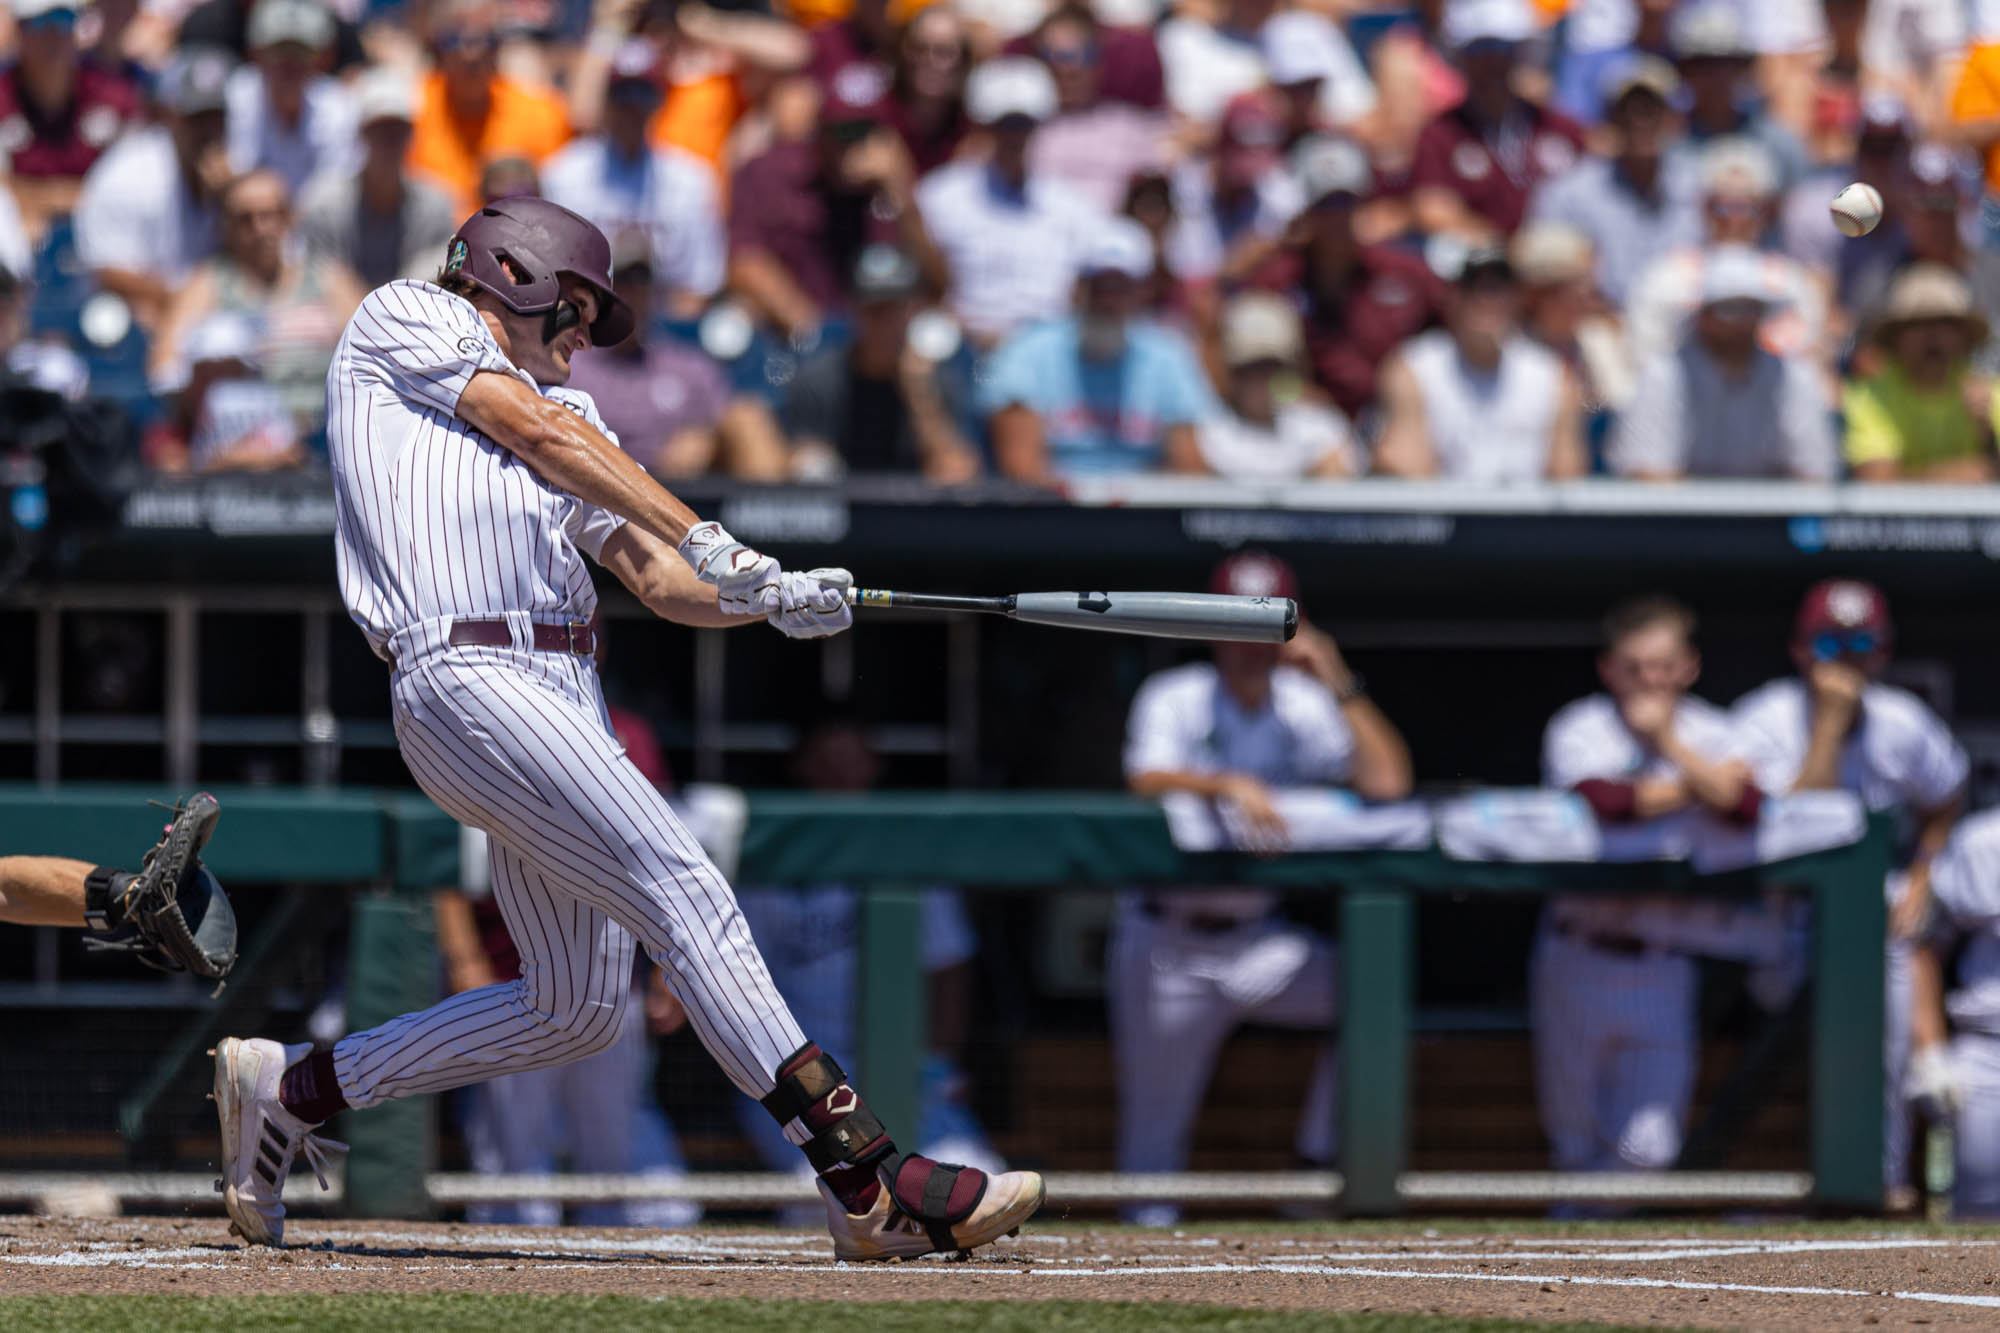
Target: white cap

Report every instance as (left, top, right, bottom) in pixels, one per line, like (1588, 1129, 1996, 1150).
(1260, 11, 1341, 88)
(1221, 292, 1304, 367)
(965, 56, 1058, 126)
(1699, 245, 1779, 308)
(1077, 216, 1153, 280)
(1671, 3, 1750, 60)
(247, 0, 335, 51)
(1698, 135, 1779, 200)
(1291, 133, 1372, 203)
(352, 66, 415, 126)
(12, 0, 81, 21)
(1442, 0, 1536, 49)
(1089, 0, 1159, 25)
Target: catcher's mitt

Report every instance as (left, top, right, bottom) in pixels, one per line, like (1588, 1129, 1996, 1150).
(83, 792, 237, 980)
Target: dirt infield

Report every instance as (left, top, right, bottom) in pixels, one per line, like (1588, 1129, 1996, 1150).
(5, 1215, 2000, 1330)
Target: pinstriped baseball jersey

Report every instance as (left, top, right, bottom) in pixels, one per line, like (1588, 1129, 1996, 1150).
(325, 279, 626, 661)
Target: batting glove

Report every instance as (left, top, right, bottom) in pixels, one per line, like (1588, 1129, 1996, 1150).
(770, 568, 853, 639)
(679, 520, 782, 616)
(1906, 1043, 1961, 1121)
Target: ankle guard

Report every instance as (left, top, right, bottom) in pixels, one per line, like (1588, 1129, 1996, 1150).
(82, 866, 131, 934)
(762, 1044, 893, 1173)
(881, 1153, 989, 1253)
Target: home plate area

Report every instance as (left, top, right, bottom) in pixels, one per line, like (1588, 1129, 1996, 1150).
(6, 1217, 2000, 1329)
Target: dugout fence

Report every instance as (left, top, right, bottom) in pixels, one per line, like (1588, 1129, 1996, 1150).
(0, 784, 1890, 1218)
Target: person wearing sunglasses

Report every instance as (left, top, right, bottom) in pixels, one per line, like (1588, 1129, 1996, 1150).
(1732, 578, 1969, 1209)
(407, 0, 570, 217)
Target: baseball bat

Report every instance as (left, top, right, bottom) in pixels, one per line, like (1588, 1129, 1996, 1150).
(843, 588, 1298, 643)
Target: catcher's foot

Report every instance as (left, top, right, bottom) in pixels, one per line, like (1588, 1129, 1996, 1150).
(212, 1037, 346, 1246)
(822, 1156, 1043, 1262)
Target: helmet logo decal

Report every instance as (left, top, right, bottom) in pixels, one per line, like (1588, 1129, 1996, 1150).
(445, 237, 469, 273)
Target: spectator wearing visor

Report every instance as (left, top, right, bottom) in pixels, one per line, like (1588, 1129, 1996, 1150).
(74, 46, 232, 326)
(297, 67, 457, 290)
(1610, 245, 1835, 481)
(407, 0, 571, 217)
(1375, 245, 1584, 483)
(917, 57, 1104, 347)
(1197, 291, 1357, 481)
(981, 216, 1215, 483)
(544, 39, 724, 320)
(0, 0, 141, 240)
(1409, 0, 1586, 244)
(1844, 265, 1997, 484)
(1527, 55, 1703, 309)
(783, 244, 981, 484)
(224, 0, 354, 198)
(1667, 4, 1808, 193)
(1024, 3, 1169, 215)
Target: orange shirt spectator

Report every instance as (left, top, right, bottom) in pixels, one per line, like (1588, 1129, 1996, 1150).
(1951, 42, 2000, 194)
(410, 70, 570, 217)
(649, 68, 746, 169)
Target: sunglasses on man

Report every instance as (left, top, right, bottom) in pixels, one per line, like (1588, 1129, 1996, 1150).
(1811, 630, 1879, 661)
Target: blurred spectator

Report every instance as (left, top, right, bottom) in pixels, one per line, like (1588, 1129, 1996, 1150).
(224, 0, 355, 197)
(1272, 134, 1448, 421)
(884, 4, 971, 174)
(1258, 9, 1375, 138)
(1609, 246, 1836, 481)
(1155, 0, 1274, 125)
(409, 0, 571, 216)
(297, 68, 458, 290)
(478, 154, 540, 203)
(1119, 169, 1184, 319)
(1844, 265, 1996, 484)
(917, 56, 1102, 345)
(1366, 0, 1469, 201)
(177, 0, 367, 71)
(1667, 4, 1808, 192)
(1024, 4, 1169, 214)
(1843, 145, 2000, 369)
(1409, 0, 1586, 243)
(1114, 551, 1411, 1226)
(1782, 93, 1911, 305)
(1527, 56, 1702, 308)
(807, 0, 896, 98)
(149, 168, 362, 436)
(1000, 3, 1166, 110)
(172, 310, 304, 472)
(74, 46, 232, 327)
(0, 263, 87, 398)
(1375, 246, 1584, 482)
(782, 244, 980, 483)
(1550, 0, 1675, 124)
(1624, 138, 1828, 377)
(1196, 291, 1357, 480)
(980, 216, 1214, 482)
(543, 39, 724, 318)
(0, 0, 142, 241)
(1512, 220, 1629, 413)
(566, 231, 787, 480)
(1947, 28, 2000, 204)
(729, 73, 943, 341)
(1163, 91, 1301, 287)
(1850, 0, 1965, 140)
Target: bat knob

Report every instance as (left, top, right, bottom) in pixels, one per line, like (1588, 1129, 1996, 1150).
(1282, 599, 1299, 642)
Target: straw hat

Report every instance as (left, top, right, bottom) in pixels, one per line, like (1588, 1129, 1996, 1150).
(1871, 264, 1990, 348)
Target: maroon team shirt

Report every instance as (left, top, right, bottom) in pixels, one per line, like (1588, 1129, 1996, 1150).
(1252, 243, 1448, 417)
(729, 141, 899, 313)
(1408, 97, 1586, 235)
(0, 63, 141, 179)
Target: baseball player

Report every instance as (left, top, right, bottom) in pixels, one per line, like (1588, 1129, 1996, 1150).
(210, 197, 1043, 1257)
(1113, 551, 1412, 1226)
(1534, 596, 1766, 1177)
(1908, 808, 2000, 1218)
(1731, 579, 1968, 1203)
(0, 792, 236, 982)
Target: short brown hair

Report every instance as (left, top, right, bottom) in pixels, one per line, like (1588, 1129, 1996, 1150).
(1602, 595, 1696, 651)
(434, 269, 485, 303)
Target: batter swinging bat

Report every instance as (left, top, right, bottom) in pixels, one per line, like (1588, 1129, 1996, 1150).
(844, 587, 1298, 643)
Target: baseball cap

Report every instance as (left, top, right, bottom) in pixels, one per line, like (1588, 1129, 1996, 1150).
(1603, 53, 1679, 106)
(852, 244, 922, 301)
(352, 66, 415, 127)
(1671, 2, 1751, 60)
(1698, 245, 1778, 308)
(1291, 133, 1372, 206)
(1860, 92, 1914, 143)
(247, 0, 335, 52)
(1511, 220, 1594, 286)
(158, 47, 235, 116)
(606, 37, 661, 88)
(1872, 262, 1989, 347)
(1906, 142, 1967, 209)
(1793, 578, 1892, 650)
(1220, 292, 1304, 368)
(11, 0, 78, 21)
(1698, 136, 1779, 200)
(1454, 243, 1514, 286)
(965, 56, 1058, 126)
(1077, 216, 1153, 280)
(1441, 0, 1535, 50)
(1210, 551, 1299, 602)
(1218, 91, 1285, 180)
(1260, 11, 1343, 88)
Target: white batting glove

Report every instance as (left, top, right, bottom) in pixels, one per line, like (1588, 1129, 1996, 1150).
(769, 568, 853, 639)
(1906, 1043, 1961, 1121)
(679, 520, 781, 616)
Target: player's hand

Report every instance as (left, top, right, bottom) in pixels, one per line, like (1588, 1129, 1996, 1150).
(769, 568, 853, 639)
(1221, 774, 1288, 851)
(1278, 621, 1345, 692)
(1808, 660, 1866, 723)
(1906, 1042, 1960, 1120)
(1619, 689, 1676, 745)
(679, 520, 782, 616)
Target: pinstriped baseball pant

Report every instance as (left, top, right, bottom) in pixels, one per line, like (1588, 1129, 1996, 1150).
(331, 646, 807, 1109)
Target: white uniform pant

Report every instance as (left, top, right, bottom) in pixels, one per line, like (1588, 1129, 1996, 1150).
(1885, 935, 1914, 1191)
(463, 985, 699, 1228)
(1530, 928, 1696, 1172)
(331, 648, 807, 1112)
(1950, 1030, 2000, 1218)
(1106, 902, 1339, 1217)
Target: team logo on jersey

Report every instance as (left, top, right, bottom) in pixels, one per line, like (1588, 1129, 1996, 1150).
(1451, 141, 1491, 181)
(446, 238, 469, 273)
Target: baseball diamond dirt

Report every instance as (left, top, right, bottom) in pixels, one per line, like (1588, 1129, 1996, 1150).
(6, 1216, 2000, 1330)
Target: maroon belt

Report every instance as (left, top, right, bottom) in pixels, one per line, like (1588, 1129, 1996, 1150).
(447, 618, 596, 658)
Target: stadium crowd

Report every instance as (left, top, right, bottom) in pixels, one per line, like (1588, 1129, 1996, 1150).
(0, 0, 1991, 482)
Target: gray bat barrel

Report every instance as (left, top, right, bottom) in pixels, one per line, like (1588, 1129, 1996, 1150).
(1010, 592, 1297, 643)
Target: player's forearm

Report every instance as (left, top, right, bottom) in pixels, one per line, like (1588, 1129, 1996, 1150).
(1628, 777, 1689, 819)
(598, 524, 765, 628)
(1911, 943, 1950, 1052)
(0, 856, 90, 927)
(1915, 795, 1966, 868)
(1658, 734, 1754, 817)
(1789, 724, 1846, 793)
(1129, 769, 1240, 801)
(1341, 700, 1412, 801)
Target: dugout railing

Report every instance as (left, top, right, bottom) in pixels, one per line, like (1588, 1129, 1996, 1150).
(0, 785, 1890, 1218)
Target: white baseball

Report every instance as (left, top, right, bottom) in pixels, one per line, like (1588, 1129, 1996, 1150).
(1830, 182, 1884, 238)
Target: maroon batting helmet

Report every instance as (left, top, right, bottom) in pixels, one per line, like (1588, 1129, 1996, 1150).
(444, 196, 636, 346)
(1792, 578, 1893, 668)
(1210, 550, 1300, 602)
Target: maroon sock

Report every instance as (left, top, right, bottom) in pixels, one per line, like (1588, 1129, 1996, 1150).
(278, 1050, 348, 1125)
(820, 1160, 882, 1214)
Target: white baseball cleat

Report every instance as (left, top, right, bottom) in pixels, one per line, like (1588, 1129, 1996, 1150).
(821, 1159, 1044, 1262)
(211, 1037, 347, 1246)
